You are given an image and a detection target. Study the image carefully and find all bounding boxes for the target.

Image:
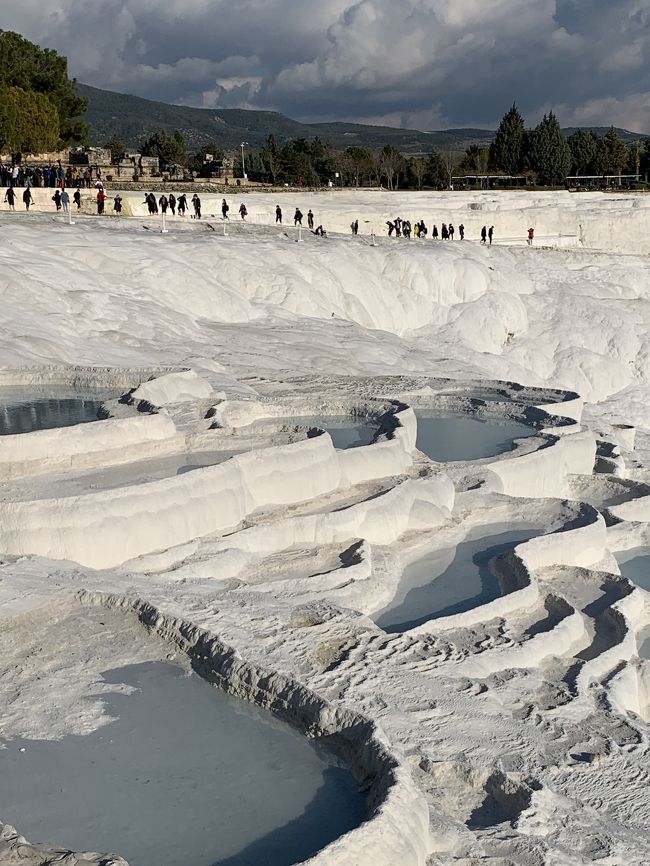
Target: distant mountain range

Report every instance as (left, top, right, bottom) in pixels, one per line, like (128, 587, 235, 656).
(78, 84, 648, 155)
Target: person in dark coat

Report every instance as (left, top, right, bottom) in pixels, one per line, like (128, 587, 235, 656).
(158, 194, 168, 214)
(441, 223, 449, 240)
(23, 188, 34, 210)
(222, 199, 229, 219)
(192, 193, 201, 219)
(488, 225, 494, 244)
(144, 192, 158, 215)
(177, 194, 187, 216)
(73, 188, 81, 209)
(275, 205, 282, 224)
(458, 223, 465, 240)
(295, 208, 304, 226)
(52, 189, 62, 210)
(432, 224, 439, 239)
(481, 225, 487, 243)
(4, 187, 16, 209)
(168, 193, 176, 215)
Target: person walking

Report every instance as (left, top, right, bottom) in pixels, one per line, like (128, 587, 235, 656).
(295, 207, 304, 226)
(23, 188, 34, 210)
(192, 193, 201, 219)
(459, 223, 465, 240)
(239, 202, 247, 220)
(168, 193, 176, 216)
(387, 220, 395, 237)
(441, 223, 448, 240)
(222, 198, 229, 220)
(4, 187, 16, 210)
(158, 194, 168, 214)
(96, 187, 105, 215)
(448, 223, 455, 240)
(307, 209, 313, 229)
(61, 189, 70, 212)
(481, 225, 487, 243)
(351, 219, 359, 235)
(177, 193, 187, 216)
(527, 227, 534, 245)
(275, 205, 282, 224)
(113, 194, 122, 215)
(52, 189, 62, 211)
(432, 224, 438, 239)
(145, 192, 158, 215)
(73, 188, 81, 210)
(488, 225, 494, 245)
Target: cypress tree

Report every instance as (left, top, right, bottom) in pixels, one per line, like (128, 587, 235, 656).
(604, 126, 628, 176)
(425, 149, 448, 188)
(490, 104, 525, 175)
(567, 130, 598, 175)
(529, 112, 571, 185)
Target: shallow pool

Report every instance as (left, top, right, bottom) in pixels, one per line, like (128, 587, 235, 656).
(0, 661, 366, 866)
(0, 387, 117, 436)
(276, 416, 379, 449)
(374, 524, 542, 633)
(638, 630, 650, 660)
(615, 548, 650, 592)
(415, 412, 536, 462)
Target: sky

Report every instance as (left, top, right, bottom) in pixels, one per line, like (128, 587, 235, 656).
(3, 0, 650, 131)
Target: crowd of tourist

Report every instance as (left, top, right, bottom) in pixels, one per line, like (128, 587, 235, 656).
(0, 161, 103, 190)
(385, 218, 498, 243)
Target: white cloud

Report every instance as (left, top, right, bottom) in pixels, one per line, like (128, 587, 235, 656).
(2, 0, 650, 130)
(549, 92, 650, 133)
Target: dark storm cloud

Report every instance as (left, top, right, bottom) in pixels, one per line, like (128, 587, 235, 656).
(4, 0, 650, 130)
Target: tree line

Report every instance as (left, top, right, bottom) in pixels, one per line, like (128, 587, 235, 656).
(129, 116, 650, 190)
(484, 104, 643, 185)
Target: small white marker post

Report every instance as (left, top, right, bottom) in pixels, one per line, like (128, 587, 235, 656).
(161, 210, 168, 234)
(296, 224, 303, 243)
(370, 231, 376, 247)
(67, 207, 74, 227)
(223, 218, 228, 237)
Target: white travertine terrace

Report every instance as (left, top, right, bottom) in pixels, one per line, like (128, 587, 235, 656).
(2, 191, 650, 865)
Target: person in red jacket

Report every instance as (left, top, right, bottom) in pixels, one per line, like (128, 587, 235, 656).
(97, 187, 106, 215)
